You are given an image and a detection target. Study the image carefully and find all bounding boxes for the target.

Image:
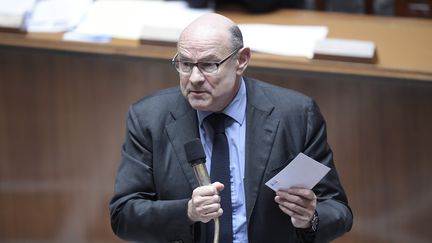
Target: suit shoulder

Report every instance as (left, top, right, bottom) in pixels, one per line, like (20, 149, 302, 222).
(125, 86, 186, 128)
(131, 86, 181, 112)
(247, 78, 314, 108)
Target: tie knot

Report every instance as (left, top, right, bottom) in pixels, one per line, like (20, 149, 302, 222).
(206, 113, 227, 134)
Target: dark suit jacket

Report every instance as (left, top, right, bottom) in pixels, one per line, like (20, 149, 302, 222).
(110, 77, 353, 243)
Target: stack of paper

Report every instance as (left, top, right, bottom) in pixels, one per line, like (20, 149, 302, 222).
(0, 0, 37, 31)
(239, 24, 328, 58)
(64, 0, 213, 43)
(313, 38, 377, 63)
(27, 0, 92, 33)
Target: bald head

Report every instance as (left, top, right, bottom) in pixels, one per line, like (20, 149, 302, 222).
(183, 13, 235, 33)
(178, 13, 243, 52)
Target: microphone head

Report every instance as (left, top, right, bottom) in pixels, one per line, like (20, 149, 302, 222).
(184, 138, 206, 166)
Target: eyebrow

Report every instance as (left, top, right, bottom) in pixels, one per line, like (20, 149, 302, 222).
(177, 53, 221, 62)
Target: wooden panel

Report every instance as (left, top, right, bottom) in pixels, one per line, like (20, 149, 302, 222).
(395, 0, 432, 17)
(0, 46, 178, 242)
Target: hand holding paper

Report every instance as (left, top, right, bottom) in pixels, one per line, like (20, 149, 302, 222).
(268, 153, 330, 229)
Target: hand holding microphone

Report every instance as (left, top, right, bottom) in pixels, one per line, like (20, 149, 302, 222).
(187, 182, 224, 223)
(184, 138, 221, 243)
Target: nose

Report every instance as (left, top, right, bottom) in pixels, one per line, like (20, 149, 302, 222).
(189, 65, 205, 84)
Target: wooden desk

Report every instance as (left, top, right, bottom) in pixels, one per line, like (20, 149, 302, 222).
(1, 9, 432, 243)
(1, 9, 432, 81)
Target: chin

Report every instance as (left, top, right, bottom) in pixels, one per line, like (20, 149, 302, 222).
(192, 105, 213, 112)
(189, 100, 211, 111)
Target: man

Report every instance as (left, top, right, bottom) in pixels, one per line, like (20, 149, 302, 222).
(110, 13, 353, 243)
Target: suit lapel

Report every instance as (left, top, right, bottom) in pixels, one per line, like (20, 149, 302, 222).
(165, 95, 201, 190)
(244, 78, 280, 222)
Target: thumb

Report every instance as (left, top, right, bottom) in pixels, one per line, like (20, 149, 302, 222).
(212, 182, 224, 193)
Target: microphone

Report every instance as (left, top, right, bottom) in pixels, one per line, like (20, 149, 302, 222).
(184, 138, 211, 186)
(184, 138, 219, 243)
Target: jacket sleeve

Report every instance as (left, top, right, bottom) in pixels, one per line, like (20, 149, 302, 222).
(297, 101, 353, 243)
(109, 106, 192, 242)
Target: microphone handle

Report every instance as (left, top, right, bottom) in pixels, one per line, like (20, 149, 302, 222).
(192, 163, 211, 186)
(192, 163, 220, 243)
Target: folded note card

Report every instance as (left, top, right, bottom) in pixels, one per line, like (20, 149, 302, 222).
(265, 153, 330, 191)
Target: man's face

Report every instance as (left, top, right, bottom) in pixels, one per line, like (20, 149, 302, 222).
(177, 34, 240, 112)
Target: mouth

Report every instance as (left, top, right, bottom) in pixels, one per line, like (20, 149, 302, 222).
(188, 90, 207, 95)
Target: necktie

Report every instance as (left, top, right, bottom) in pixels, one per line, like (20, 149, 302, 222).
(206, 113, 233, 243)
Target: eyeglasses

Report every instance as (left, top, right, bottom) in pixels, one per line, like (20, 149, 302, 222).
(172, 48, 241, 75)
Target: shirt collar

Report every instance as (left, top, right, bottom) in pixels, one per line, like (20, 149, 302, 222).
(197, 77, 247, 126)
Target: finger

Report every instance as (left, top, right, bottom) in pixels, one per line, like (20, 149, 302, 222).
(277, 188, 315, 201)
(192, 194, 221, 209)
(277, 204, 311, 222)
(201, 208, 223, 223)
(275, 195, 312, 217)
(193, 184, 220, 197)
(197, 200, 218, 213)
(212, 182, 224, 192)
(286, 188, 316, 201)
(202, 202, 222, 215)
(276, 190, 316, 208)
(192, 200, 221, 221)
(275, 192, 312, 209)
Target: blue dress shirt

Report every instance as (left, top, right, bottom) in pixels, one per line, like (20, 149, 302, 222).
(197, 78, 248, 243)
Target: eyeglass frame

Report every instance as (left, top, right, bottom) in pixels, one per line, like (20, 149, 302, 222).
(171, 47, 242, 75)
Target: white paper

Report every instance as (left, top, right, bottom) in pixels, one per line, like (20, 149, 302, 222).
(313, 38, 376, 58)
(0, 0, 37, 29)
(63, 31, 111, 43)
(0, 0, 36, 15)
(239, 24, 328, 58)
(64, 0, 212, 42)
(27, 0, 92, 33)
(265, 153, 330, 191)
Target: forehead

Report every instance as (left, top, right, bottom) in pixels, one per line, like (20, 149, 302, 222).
(177, 27, 231, 59)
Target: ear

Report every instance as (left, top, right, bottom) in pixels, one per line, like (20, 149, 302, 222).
(236, 47, 251, 76)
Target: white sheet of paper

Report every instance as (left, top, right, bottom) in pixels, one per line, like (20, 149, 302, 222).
(313, 38, 376, 58)
(265, 153, 330, 191)
(238, 24, 328, 58)
(27, 0, 92, 33)
(64, 0, 212, 42)
(0, 0, 37, 28)
(0, 0, 36, 14)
